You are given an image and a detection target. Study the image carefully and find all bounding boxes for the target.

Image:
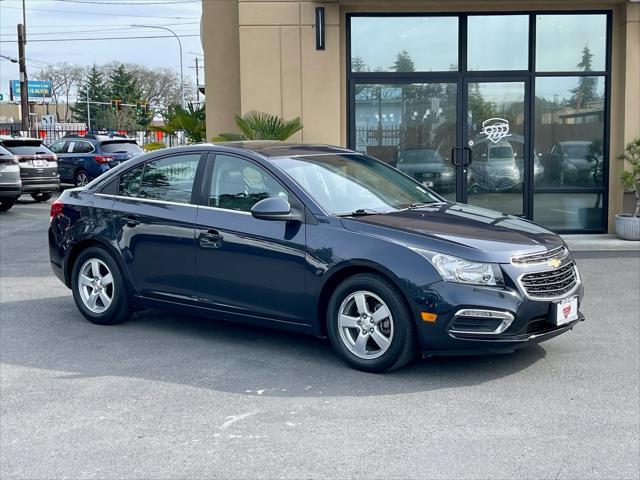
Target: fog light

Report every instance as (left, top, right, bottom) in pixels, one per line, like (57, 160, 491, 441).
(421, 312, 437, 323)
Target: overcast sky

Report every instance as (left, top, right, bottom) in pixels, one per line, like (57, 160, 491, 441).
(0, 0, 203, 98)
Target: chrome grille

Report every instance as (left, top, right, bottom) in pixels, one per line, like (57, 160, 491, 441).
(512, 245, 568, 265)
(519, 262, 578, 299)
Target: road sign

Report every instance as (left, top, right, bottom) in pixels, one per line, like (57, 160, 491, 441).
(41, 115, 56, 125)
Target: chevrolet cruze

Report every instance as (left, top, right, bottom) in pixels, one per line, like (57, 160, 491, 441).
(49, 142, 584, 372)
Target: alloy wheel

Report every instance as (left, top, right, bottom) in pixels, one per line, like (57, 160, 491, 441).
(337, 290, 394, 360)
(76, 172, 89, 187)
(77, 258, 114, 314)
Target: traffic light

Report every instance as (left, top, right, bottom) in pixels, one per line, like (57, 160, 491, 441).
(117, 100, 122, 111)
(135, 102, 142, 114)
(144, 102, 150, 115)
(111, 99, 117, 112)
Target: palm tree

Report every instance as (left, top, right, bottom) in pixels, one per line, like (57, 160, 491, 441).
(152, 102, 206, 143)
(214, 110, 303, 141)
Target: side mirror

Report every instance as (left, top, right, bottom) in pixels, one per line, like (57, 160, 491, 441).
(251, 197, 303, 222)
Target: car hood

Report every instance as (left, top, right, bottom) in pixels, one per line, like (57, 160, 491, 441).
(341, 202, 563, 263)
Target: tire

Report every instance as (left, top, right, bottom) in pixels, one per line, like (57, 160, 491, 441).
(327, 273, 416, 373)
(71, 246, 130, 325)
(31, 192, 53, 202)
(74, 170, 90, 187)
(0, 198, 16, 212)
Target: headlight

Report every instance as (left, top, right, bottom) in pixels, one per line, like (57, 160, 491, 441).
(412, 249, 505, 286)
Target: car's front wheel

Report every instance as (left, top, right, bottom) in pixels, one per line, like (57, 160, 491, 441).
(327, 273, 416, 372)
(31, 192, 53, 202)
(71, 246, 130, 325)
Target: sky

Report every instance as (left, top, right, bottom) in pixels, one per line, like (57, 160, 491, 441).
(0, 0, 203, 99)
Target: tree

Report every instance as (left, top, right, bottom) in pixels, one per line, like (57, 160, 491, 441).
(392, 50, 415, 72)
(71, 64, 110, 129)
(571, 45, 598, 110)
(107, 64, 151, 128)
(35, 63, 83, 121)
(152, 102, 206, 143)
(214, 111, 303, 141)
(351, 56, 369, 73)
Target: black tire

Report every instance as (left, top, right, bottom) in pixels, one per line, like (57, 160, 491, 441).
(0, 198, 16, 212)
(71, 246, 130, 325)
(31, 192, 53, 202)
(327, 273, 416, 373)
(74, 169, 90, 187)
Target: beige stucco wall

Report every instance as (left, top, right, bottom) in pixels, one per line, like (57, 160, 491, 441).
(201, 0, 639, 230)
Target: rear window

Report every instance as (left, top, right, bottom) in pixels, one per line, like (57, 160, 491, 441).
(100, 141, 142, 154)
(1, 141, 52, 156)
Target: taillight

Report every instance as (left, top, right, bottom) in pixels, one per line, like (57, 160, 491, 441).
(94, 155, 113, 164)
(50, 199, 63, 222)
(0, 156, 18, 165)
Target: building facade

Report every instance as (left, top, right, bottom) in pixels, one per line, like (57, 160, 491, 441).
(201, 0, 640, 233)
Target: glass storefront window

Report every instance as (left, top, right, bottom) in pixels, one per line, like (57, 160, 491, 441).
(350, 17, 458, 72)
(353, 82, 458, 201)
(536, 14, 607, 72)
(467, 15, 529, 71)
(534, 192, 604, 230)
(534, 76, 605, 189)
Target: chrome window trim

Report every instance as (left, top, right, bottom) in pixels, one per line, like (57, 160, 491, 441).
(510, 245, 569, 266)
(516, 262, 581, 301)
(449, 309, 515, 335)
(198, 204, 253, 215)
(95, 193, 197, 208)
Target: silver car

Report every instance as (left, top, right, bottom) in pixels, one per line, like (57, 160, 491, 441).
(0, 145, 22, 212)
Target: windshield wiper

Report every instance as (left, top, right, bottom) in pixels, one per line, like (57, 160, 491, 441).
(402, 201, 443, 210)
(337, 208, 383, 217)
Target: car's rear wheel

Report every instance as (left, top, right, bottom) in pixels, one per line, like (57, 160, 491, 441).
(0, 198, 16, 212)
(31, 192, 53, 202)
(74, 170, 90, 187)
(71, 246, 130, 325)
(327, 273, 416, 372)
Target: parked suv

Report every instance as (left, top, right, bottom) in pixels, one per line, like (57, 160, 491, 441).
(0, 136, 59, 202)
(0, 144, 22, 211)
(49, 134, 143, 187)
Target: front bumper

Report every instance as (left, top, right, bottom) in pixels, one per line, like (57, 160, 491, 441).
(413, 278, 585, 356)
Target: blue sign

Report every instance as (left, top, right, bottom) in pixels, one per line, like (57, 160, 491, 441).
(10, 80, 53, 100)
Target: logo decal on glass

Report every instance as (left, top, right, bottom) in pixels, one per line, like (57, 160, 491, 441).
(481, 118, 511, 144)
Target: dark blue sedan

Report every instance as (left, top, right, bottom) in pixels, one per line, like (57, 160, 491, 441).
(48, 142, 584, 372)
(49, 134, 143, 187)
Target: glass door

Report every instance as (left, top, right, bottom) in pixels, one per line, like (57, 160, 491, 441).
(461, 80, 528, 216)
(352, 81, 459, 201)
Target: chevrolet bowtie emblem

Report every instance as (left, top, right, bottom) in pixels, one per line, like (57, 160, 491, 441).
(547, 258, 562, 268)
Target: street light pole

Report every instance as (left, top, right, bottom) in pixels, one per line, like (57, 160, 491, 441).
(131, 24, 185, 107)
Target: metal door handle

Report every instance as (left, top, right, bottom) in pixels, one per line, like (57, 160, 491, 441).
(199, 229, 223, 249)
(450, 146, 462, 166)
(463, 146, 473, 166)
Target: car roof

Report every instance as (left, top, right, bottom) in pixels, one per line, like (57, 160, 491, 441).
(0, 135, 42, 143)
(211, 141, 356, 159)
(60, 134, 135, 143)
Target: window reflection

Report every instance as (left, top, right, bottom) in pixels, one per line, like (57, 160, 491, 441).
(350, 17, 458, 72)
(353, 83, 457, 201)
(534, 193, 603, 230)
(535, 76, 605, 188)
(467, 15, 528, 71)
(536, 14, 607, 72)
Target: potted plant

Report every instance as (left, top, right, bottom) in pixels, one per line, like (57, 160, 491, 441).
(615, 138, 640, 240)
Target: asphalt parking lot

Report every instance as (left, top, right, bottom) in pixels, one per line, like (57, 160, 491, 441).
(1, 197, 639, 480)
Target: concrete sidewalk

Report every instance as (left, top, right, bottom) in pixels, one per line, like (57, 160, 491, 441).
(562, 234, 640, 251)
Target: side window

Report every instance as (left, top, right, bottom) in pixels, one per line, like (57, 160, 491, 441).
(119, 164, 144, 197)
(72, 141, 94, 154)
(139, 154, 201, 204)
(49, 142, 68, 154)
(209, 154, 288, 212)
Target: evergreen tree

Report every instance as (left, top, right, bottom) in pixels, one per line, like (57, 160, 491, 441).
(71, 64, 109, 129)
(107, 64, 150, 129)
(392, 50, 415, 72)
(570, 45, 597, 110)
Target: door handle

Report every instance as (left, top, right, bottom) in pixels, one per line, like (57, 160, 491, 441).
(125, 215, 140, 227)
(463, 146, 473, 166)
(199, 229, 223, 249)
(450, 146, 462, 166)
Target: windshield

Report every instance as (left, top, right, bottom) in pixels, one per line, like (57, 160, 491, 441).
(489, 146, 513, 159)
(563, 144, 589, 158)
(272, 154, 441, 215)
(398, 150, 442, 164)
(100, 141, 142, 154)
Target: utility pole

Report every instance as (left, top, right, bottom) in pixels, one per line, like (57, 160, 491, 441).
(17, 24, 29, 131)
(194, 57, 200, 104)
(86, 85, 91, 131)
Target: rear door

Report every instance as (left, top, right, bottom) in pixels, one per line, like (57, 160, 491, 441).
(69, 140, 97, 179)
(49, 141, 71, 181)
(109, 152, 205, 301)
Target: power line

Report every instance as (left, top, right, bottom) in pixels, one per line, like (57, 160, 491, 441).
(49, 0, 198, 4)
(0, 21, 199, 31)
(0, 26, 198, 36)
(0, 33, 200, 43)
(0, 5, 199, 19)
